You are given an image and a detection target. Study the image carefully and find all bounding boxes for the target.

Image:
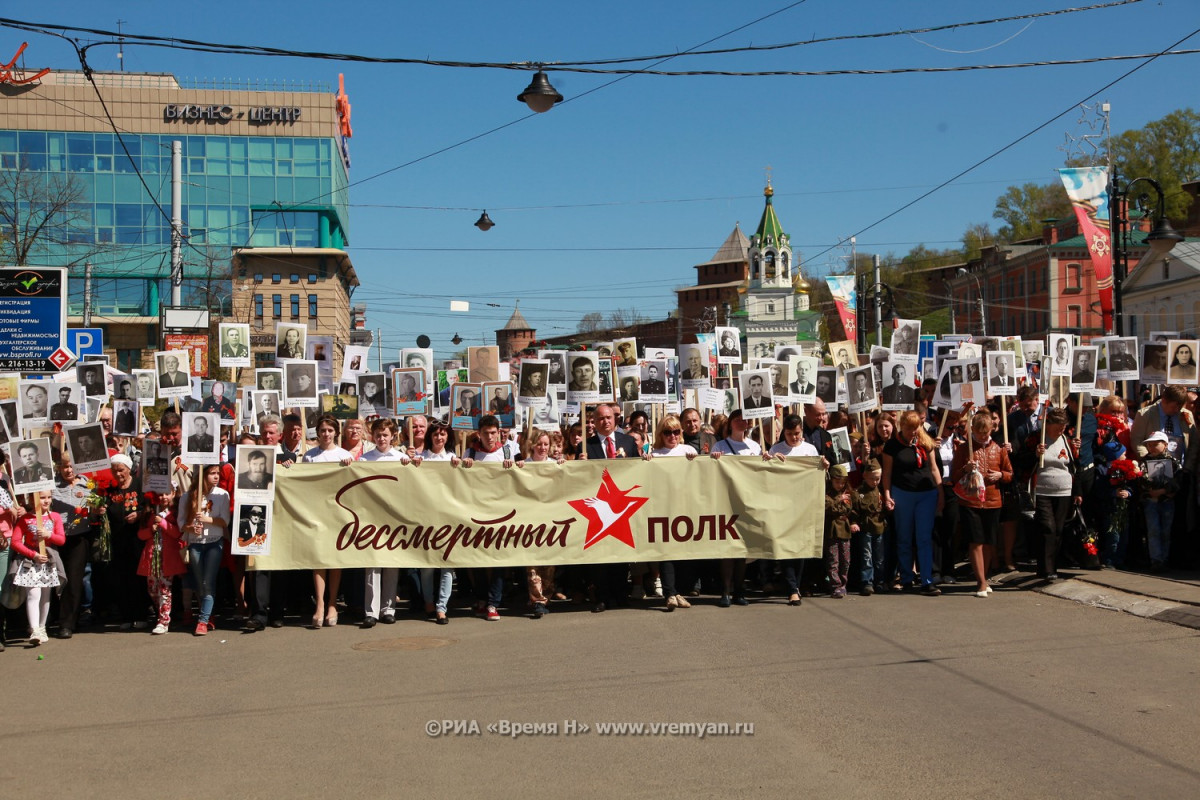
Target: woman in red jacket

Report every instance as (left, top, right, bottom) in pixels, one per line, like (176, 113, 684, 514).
(10, 490, 66, 645)
(950, 412, 1013, 598)
(138, 492, 187, 635)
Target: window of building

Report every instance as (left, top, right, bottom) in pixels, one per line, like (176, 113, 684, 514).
(307, 274, 317, 284)
(255, 351, 274, 369)
(253, 273, 263, 283)
(290, 294, 300, 319)
(254, 294, 263, 319)
(116, 349, 142, 372)
(766, 301, 776, 314)
(1065, 263, 1082, 291)
(272, 273, 281, 284)
(290, 273, 300, 284)
(1068, 304, 1082, 328)
(308, 294, 318, 317)
(272, 294, 281, 318)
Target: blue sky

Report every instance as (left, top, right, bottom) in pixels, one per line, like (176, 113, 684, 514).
(9, 0, 1199, 360)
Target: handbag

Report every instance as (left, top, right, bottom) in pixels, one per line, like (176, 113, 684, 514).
(0, 570, 23, 609)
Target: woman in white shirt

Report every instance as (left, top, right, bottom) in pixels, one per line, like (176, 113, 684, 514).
(518, 430, 566, 618)
(642, 415, 695, 611)
(179, 464, 231, 636)
(360, 418, 408, 627)
(302, 415, 352, 627)
(416, 420, 457, 623)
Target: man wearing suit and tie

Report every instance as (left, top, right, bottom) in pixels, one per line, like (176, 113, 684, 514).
(581, 403, 641, 614)
(641, 364, 666, 396)
(989, 357, 1016, 388)
(789, 360, 816, 397)
(742, 374, 772, 410)
(881, 364, 917, 405)
(851, 371, 874, 405)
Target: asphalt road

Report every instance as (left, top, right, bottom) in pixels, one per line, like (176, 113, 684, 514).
(3, 586, 1198, 799)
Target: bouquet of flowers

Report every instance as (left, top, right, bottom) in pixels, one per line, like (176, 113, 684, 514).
(84, 471, 117, 562)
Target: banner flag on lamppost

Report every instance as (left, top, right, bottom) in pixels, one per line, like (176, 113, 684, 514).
(1059, 167, 1113, 330)
(825, 275, 857, 342)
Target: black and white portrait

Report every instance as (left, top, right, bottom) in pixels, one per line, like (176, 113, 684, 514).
(613, 338, 638, 367)
(181, 412, 221, 465)
(828, 426, 852, 466)
(275, 323, 307, 362)
(133, 369, 156, 406)
(639, 359, 668, 401)
(1069, 345, 1098, 391)
(1107, 336, 1139, 381)
(518, 360, 550, 403)
(846, 365, 877, 413)
(816, 367, 838, 405)
(567, 353, 600, 398)
(880, 361, 918, 409)
(986, 351, 1018, 396)
(154, 350, 192, 397)
(142, 438, 172, 494)
(256, 369, 283, 393)
(113, 399, 139, 436)
(1167, 339, 1199, 386)
(236, 445, 276, 493)
(219, 323, 251, 367)
(7, 437, 55, 494)
(890, 320, 920, 359)
(467, 346, 500, 383)
(76, 362, 106, 398)
(738, 368, 774, 419)
(679, 344, 710, 384)
(716, 327, 742, 365)
(283, 361, 319, 407)
(65, 423, 110, 474)
(357, 372, 387, 414)
(18, 381, 50, 425)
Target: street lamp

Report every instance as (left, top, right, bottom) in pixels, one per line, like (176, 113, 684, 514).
(517, 70, 563, 113)
(1109, 173, 1184, 336)
(859, 282, 899, 346)
(957, 267, 986, 336)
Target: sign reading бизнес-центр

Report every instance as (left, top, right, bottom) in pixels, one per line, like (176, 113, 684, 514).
(0, 266, 67, 372)
(162, 104, 302, 124)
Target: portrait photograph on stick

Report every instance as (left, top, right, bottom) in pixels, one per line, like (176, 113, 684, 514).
(880, 360, 917, 409)
(236, 445, 276, 494)
(566, 352, 601, 404)
(1167, 339, 1199, 386)
(986, 351, 1018, 396)
(890, 319, 920, 360)
(113, 399, 140, 436)
(679, 344, 710, 385)
(76, 361, 106, 398)
(738, 368, 775, 419)
(451, 383, 482, 430)
(1069, 345, 1098, 392)
(7, 437, 55, 494)
(232, 502, 271, 557)
(845, 365, 877, 414)
(275, 323, 307, 362)
(613, 338, 638, 367)
(218, 322, 251, 367)
(181, 412, 221, 465)
(17, 381, 50, 427)
(467, 345, 500, 383)
(484, 381, 515, 428)
(517, 360, 549, 404)
(391, 368, 428, 416)
(1140, 342, 1168, 384)
(65, 423, 111, 475)
(283, 361, 319, 407)
(357, 372, 387, 415)
(154, 350, 192, 397)
(639, 359, 668, 403)
(1107, 336, 1140, 381)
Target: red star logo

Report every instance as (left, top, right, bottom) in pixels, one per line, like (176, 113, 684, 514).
(567, 469, 649, 550)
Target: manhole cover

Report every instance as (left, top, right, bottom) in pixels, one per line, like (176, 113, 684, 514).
(352, 637, 457, 652)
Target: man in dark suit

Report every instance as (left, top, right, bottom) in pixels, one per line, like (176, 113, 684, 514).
(221, 328, 249, 359)
(851, 372, 874, 405)
(882, 364, 917, 404)
(158, 355, 189, 388)
(641, 364, 666, 395)
(238, 506, 267, 547)
(1109, 340, 1137, 372)
(989, 357, 1015, 388)
(187, 415, 214, 453)
(13, 441, 53, 486)
(114, 401, 137, 434)
(582, 402, 641, 614)
(742, 374, 772, 409)
(681, 348, 709, 380)
(50, 387, 79, 421)
(789, 360, 816, 397)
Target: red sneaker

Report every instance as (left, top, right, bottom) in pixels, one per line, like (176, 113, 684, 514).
(194, 623, 208, 636)
(486, 607, 500, 621)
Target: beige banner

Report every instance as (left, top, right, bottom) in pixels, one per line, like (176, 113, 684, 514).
(256, 456, 824, 570)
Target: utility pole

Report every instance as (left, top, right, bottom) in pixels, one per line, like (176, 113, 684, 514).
(873, 254, 883, 347)
(377, 328, 383, 371)
(82, 261, 93, 327)
(170, 140, 183, 306)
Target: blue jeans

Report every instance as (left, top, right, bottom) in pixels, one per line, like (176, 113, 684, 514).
(420, 569, 454, 614)
(1144, 498, 1175, 565)
(854, 529, 885, 588)
(188, 540, 224, 624)
(892, 486, 938, 587)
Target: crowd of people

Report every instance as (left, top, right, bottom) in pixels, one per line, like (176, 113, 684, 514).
(2, 375, 1196, 650)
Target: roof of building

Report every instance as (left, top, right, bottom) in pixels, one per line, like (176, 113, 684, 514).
(674, 279, 745, 294)
(233, 246, 359, 287)
(499, 304, 532, 332)
(753, 184, 787, 247)
(697, 225, 750, 266)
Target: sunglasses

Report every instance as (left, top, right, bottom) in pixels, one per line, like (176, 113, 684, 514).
(664, 429, 682, 436)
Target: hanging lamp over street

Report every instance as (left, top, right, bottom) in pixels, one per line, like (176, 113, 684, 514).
(517, 70, 563, 113)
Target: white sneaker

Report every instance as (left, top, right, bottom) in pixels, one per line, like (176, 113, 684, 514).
(152, 623, 169, 635)
(651, 578, 663, 598)
(36, 627, 49, 643)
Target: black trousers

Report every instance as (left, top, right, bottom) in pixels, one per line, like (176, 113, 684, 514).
(57, 531, 96, 631)
(1035, 495, 1073, 577)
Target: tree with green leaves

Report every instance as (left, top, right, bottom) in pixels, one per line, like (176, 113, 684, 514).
(1109, 108, 1200, 220)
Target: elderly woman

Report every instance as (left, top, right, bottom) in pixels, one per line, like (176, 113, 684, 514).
(277, 327, 303, 359)
(50, 458, 96, 638)
(882, 410, 943, 595)
(104, 454, 151, 629)
(302, 415, 353, 627)
(950, 413, 1012, 597)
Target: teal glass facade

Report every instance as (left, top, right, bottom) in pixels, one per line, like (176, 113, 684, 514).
(0, 129, 349, 317)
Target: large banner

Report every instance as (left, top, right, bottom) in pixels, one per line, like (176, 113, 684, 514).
(257, 457, 824, 570)
(1059, 167, 1113, 331)
(825, 275, 858, 341)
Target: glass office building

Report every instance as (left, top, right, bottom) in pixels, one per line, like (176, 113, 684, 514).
(1, 70, 351, 368)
